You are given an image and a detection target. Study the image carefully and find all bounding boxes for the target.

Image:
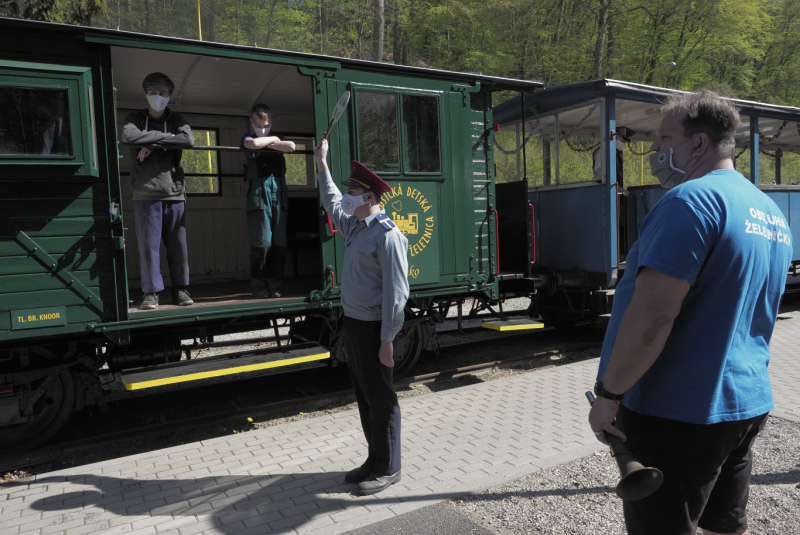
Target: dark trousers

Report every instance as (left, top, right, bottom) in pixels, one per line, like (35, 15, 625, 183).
(133, 200, 189, 293)
(617, 405, 768, 535)
(247, 197, 288, 291)
(249, 246, 288, 292)
(344, 316, 401, 476)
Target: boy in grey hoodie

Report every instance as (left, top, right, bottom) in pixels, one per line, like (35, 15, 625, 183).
(122, 72, 195, 310)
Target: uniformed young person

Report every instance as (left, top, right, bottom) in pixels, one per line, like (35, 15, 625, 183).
(314, 138, 410, 496)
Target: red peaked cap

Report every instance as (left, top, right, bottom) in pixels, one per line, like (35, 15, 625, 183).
(342, 160, 392, 197)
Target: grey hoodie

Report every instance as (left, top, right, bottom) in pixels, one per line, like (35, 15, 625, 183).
(122, 108, 194, 201)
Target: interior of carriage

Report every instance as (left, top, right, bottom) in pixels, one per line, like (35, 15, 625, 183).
(110, 46, 325, 313)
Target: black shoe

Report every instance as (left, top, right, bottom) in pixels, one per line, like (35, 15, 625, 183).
(357, 470, 401, 495)
(344, 464, 374, 484)
(172, 287, 193, 306)
(140, 293, 159, 310)
(253, 288, 271, 299)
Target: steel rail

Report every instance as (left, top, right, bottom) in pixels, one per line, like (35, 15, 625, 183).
(0, 341, 600, 472)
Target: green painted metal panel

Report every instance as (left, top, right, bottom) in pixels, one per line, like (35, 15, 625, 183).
(0, 236, 112, 257)
(1, 270, 112, 292)
(0, 254, 112, 276)
(11, 306, 67, 330)
(3, 216, 109, 237)
(0, 304, 101, 334)
(0, 287, 108, 315)
(1, 199, 109, 219)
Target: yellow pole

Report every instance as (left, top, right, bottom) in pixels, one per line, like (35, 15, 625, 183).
(197, 0, 203, 41)
(206, 131, 213, 193)
(639, 141, 644, 185)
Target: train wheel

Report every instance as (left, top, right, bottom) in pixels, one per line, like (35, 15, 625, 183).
(392, 324, 423, 378)
(537, 292, 586, 329)
(0, 367, 76, 454)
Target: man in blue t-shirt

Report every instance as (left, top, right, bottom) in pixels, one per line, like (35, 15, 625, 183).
(588, 90, 792, 535)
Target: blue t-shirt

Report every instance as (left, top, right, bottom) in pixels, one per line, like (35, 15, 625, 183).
(597, 169, 792, 424)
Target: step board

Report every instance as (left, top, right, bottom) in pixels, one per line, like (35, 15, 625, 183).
(482, 318, 545, 332)
(121, 343, 330, 391)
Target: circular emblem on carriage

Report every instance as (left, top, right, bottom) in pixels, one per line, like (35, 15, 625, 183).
(658, 152, 667, 163)
(380, 183, 436, 257)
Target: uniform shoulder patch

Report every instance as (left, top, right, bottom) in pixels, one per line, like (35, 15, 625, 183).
(375, 213, 396, 231)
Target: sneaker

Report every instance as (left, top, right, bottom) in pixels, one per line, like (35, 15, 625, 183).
(253, 288, 271, 299)
(270, 289, 282, 298)
(172, 287, 194, 306)
(140, 293, 159, 310)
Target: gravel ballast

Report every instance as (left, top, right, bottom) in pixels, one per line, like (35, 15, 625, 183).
(452, 416, 800, 534)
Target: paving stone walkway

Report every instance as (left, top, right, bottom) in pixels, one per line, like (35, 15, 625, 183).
(1, 311, 798, 535)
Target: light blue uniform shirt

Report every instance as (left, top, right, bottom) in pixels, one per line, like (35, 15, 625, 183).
(317, 170, 410, 341)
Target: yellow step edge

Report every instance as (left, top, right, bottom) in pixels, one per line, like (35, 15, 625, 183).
(122, 352, 330, 391)
(482, 322, 545, 332)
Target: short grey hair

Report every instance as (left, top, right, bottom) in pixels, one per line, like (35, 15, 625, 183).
(662, 90, 740, 157)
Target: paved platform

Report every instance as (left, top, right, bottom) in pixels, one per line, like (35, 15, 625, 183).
(2, 311, 799, 535)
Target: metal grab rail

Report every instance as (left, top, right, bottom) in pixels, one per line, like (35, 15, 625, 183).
(491, 209, 500, 276)
(326, 214, 339, 234)
(529, 203, 536, 265)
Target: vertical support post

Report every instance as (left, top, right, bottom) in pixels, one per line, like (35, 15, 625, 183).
(605, 95, 618, 280)
(776, 151, 782, 184)
(542, 138, 551, 186)
(553, 114, 560, 185)
(515, 123, 521, 179)
(750, 115, 759, 184)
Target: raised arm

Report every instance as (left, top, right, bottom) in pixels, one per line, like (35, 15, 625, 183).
(314, 139, 351, 231)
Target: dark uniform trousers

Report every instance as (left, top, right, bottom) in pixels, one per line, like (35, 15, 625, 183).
(343, 316, 401, 477)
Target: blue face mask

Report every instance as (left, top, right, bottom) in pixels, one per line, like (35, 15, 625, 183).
(649, 147, 686, 189)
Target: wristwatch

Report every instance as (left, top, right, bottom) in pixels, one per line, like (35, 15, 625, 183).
(594, 381, 624, 401)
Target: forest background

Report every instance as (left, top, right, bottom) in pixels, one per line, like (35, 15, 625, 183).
(5, 0, 800, 184)
(4, 0, 800, 106)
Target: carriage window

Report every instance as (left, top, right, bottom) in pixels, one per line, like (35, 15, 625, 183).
(0, 86, 73, 156)
(356, 90, 399, 173)
(184, 128, 220, 194)
(402, 94, 440, 173)
(285, 137, 316, 189)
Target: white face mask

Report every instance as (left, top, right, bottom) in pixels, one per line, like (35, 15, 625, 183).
(252, 124, 271, 137)
(146, 94, 170, 112)
(341, 193, 369, 216)
(616, 139, 627, 151)
(649, 147, 687, 189)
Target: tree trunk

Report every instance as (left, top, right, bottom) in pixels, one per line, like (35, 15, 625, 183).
(592, 0, 609, 79)
(392, 0, 402, 64)
(207, 0, 217, 42)
(373, 0, 385, 62)
(606, 0, 615, 78)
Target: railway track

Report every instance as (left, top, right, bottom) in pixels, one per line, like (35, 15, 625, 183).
(6, 290, 798, 475)
(0, 335, 602, 473)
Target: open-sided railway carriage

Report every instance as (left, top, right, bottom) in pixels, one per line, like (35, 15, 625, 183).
(0, 18, 546, 452)
(492, 79, 800, 328)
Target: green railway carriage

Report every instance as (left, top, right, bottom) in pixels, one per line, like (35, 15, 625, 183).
(0, 17, 542, 452)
